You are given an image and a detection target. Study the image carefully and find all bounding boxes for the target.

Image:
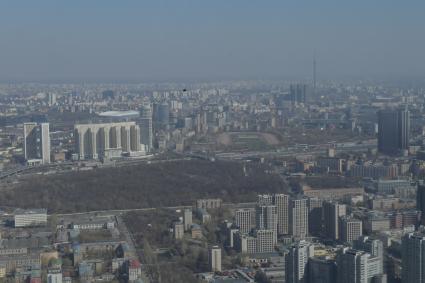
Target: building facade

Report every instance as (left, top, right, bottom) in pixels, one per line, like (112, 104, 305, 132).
(209, 246, 222, 272)
(308, 197, 323, 236)
(308, 257, 336, 283)
(235, 208, 255, 234)
(289, 198, 308, 239)
(173, 222, 184, 240)
(402, 232, 425, 283)
(183, 209, 192, 231)
(74, 122, 142, 160)
(14, 209, 47, 228)
(139, 104, 153, 152)
(24, 122, 50, 164)
(323, 201, 346, 241)
(256, 205, 278, 244)
(377, 108, 410, 154)
(339, 216, 362, 243)
(285, 240, 314, 283)
(274, 194, 289, 235)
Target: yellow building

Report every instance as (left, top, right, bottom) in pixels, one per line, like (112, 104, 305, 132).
(0, 265, 5, 278)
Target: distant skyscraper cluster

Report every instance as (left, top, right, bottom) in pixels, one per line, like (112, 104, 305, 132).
(233, 194, 311, 255)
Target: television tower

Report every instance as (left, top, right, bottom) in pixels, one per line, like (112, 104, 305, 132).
(313, 53, 316, 92)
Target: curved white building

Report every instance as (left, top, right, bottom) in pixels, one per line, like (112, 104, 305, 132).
(74, 122, 141, 160)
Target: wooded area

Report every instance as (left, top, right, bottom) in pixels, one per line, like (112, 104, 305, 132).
(0, 160, 287, 213)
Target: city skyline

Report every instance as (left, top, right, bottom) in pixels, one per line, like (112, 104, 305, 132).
(0, 2, 424, 282)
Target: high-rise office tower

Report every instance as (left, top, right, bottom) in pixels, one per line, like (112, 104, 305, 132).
(139, 104, 153, 152)
(402, 232, 425, 283)
(183, 209, 192, 231)
(339, 216, 362, 244)
(256, 205, 277, 244)
(337, 247, 385, 283)
(289, 84, 307, 105)
(354, 236, 383, 259)
(68, 93, 73, 105)
(48, 93, 57, 106)
(235, 208, 255, 234)
(258, 194, 289, 236)
(377, 108, 410, 154)
(195, 111, 208, 134)
(155, 103, 170, 125)
(323, 201, 346, 241)
(274, 194, 289, 235)
(308, 257, 337, 283)
(417, 185, 425, 224)
(336, 249, 368, 283)
(24, 122, 50, 164)
(354, 236, 384, 274)
(209, 246, 222, 272)
(285, 240, 314, 283)
(289, 197, 308, 239)
(307, 197, 323, 236)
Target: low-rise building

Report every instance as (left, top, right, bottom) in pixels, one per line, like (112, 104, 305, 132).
(173, 222, 184, 240)
(369, 197, 400, 211)
(127, 259, 141, 281)
(364, 215, 391, 234)
(0, 248, 27, 256)
(197, 208, 211, 223)
(302, 186, 364, 201)
(196, 199, 222, 210)
(71, 221, 115, 230)
(14, 209, 47, 228)
(0, 254, 41, 273)
(191, 224, 202, 239)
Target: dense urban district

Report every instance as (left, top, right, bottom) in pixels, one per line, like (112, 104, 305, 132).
(0, 80, 424, 283)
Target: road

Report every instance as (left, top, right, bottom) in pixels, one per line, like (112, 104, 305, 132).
(55, 205, 193, 217)
(214, 140, 377, 160)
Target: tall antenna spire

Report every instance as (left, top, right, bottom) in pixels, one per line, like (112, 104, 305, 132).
(313, 51, 317, 93)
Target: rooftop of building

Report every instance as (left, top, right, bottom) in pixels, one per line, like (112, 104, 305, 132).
(98, 110, 139, 118)
(129, 259, 141, 269)
(14, 208, 47, 215)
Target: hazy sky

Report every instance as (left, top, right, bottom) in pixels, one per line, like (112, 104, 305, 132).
(0, 1, 424, 82)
